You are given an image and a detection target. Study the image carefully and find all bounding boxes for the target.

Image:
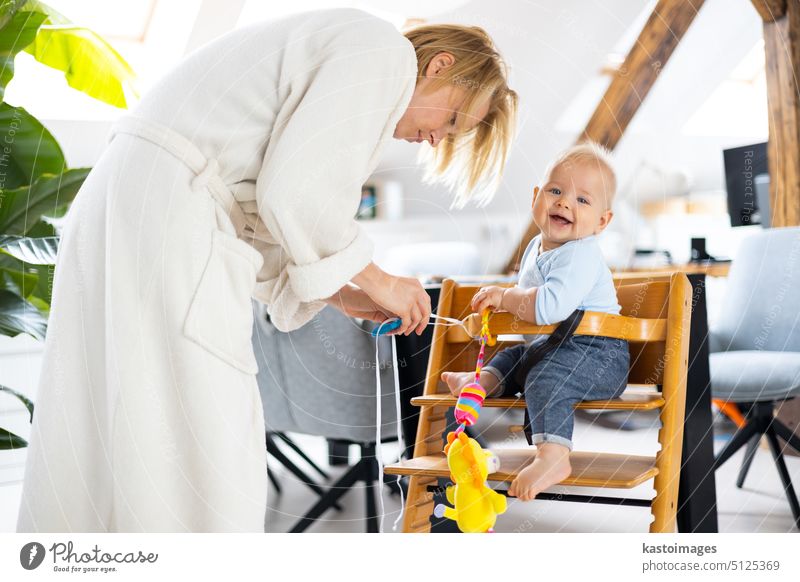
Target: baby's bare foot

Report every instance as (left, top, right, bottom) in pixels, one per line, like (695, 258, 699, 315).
(507, 443, 571, 501)
(441, 371, 477, 397)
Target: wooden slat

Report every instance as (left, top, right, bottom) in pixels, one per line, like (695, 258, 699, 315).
(649, 273, 692, 533)
(614, 280, 670, 319)
(763, 0, 800, 227)
(453, 311, 666, 343)
(411, 391, 665, 411)
(451, 280, 671, 319)
(504, 0, 705, 273)
(385, 450, 658, 489)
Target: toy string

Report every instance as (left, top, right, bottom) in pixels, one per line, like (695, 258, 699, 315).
(373, 311, 494, 532)
(454, 310, 494, 436)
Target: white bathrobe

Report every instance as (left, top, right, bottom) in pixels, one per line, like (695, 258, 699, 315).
(16, 8, 417, 532)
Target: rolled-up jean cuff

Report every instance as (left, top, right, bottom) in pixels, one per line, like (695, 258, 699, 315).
(531, 433, 574, 451)
(482, 366, 504, 386)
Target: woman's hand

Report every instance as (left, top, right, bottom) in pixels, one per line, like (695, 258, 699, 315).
(324, 285, 392, 323)
(471, 285, 506, 314)
(352, 263, 431, 336)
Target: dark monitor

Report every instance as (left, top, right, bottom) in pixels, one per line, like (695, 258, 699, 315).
(723, 141, 768, 227)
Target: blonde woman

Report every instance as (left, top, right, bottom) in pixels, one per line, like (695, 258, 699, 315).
(17, 8, 517, 532)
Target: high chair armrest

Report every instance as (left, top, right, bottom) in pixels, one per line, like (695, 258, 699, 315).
(455, 311, 666, 343)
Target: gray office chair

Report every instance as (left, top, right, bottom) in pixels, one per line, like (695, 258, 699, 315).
(253, 302, 401, 533)
(709, 226, 800, 528)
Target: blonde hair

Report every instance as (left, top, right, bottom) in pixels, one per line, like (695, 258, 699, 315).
(546, 141, 617, 205)
(403, 24, 518, 208)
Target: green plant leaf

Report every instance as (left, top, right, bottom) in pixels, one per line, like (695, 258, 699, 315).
(0, 167, 88, 235)
(0, 234, 58, 263)
(0, 9, 47, 101)
(0, 426, 27, 449)
(23, 4, 138, 109)
(0, 0, 31, 26)
(0, 383, 33, 421)
(0, 249, 52, 305)
(0, 264, 38, 297)
(0, 103, 66, 188)
(0, 287, 46, 338)
(23, 218, 57, 237)
(28, 292, 47, 313)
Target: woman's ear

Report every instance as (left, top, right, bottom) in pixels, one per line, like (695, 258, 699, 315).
(425, 52, 456, 77)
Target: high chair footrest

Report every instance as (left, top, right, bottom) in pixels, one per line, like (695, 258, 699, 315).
(411, 392, 664, 411)
(385, 450, 658, 489)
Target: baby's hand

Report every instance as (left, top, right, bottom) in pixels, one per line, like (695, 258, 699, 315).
(471, 286, 505, 314)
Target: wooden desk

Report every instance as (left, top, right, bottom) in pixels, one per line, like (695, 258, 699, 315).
(614, 262, 731, 278)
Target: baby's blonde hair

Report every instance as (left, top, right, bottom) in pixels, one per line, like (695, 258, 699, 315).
(546, 141, 617, 206)
(403, 23, 518, 208)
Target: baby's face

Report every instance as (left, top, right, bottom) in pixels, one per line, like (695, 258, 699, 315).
(531, 160, 613, 250)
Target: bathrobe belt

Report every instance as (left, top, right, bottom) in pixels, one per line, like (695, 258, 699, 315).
(108, 116, 249, 236)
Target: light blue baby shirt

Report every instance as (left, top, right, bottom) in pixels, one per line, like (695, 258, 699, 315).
(517, 234, 621, 325)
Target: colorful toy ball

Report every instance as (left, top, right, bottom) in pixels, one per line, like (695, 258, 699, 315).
(454, 382, 486, 427)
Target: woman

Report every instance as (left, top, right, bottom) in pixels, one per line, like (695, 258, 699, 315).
(17, 8, 517, 532)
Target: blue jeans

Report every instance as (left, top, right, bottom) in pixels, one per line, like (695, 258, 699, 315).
(483, 336, 630, 450)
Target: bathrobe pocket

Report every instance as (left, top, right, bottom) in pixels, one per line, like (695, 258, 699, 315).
(184, 230, 264, 374)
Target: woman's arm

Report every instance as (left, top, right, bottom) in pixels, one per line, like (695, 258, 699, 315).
(323, 283, 391, 323)
(352, 262, 431, 335)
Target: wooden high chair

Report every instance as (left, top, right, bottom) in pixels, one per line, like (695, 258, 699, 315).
(384, 273, 692, 533)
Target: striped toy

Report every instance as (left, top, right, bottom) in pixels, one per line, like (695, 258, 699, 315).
(454, 310, 495, 433)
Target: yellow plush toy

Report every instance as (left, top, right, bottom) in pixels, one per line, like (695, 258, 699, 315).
(433, 431, 507, 533)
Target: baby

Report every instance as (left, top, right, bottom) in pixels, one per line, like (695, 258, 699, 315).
(442, 142, 630, 501)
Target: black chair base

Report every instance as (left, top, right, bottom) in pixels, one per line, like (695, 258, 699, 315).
(265, 432, 343, 511)
(291, 442, 381, 533)
(713, 401, 800, 529)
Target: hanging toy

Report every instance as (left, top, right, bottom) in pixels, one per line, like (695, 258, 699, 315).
(435, 309, 506, 533)
(453, 310, 495, 433)
(433, 431, 507, 533)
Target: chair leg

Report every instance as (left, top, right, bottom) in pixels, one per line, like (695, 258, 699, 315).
(290, 459, 366, 533)
(364, 471, 379, 533)
(772, 420, 800, 453)
(274, 432, 330, 480)
(764, 426, 800, 529)
(267, 467, 282, 494)
(265, 433, 343, 511)
(328, 439, 350, 466)
(736, 434, 761, 488)
(713, 421, 759, 470)
(360, 443, 380, 533)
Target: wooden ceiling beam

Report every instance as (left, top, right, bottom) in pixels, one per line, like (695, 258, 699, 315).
(751, 0, 787, 22)
(762, 0, 800, 226)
